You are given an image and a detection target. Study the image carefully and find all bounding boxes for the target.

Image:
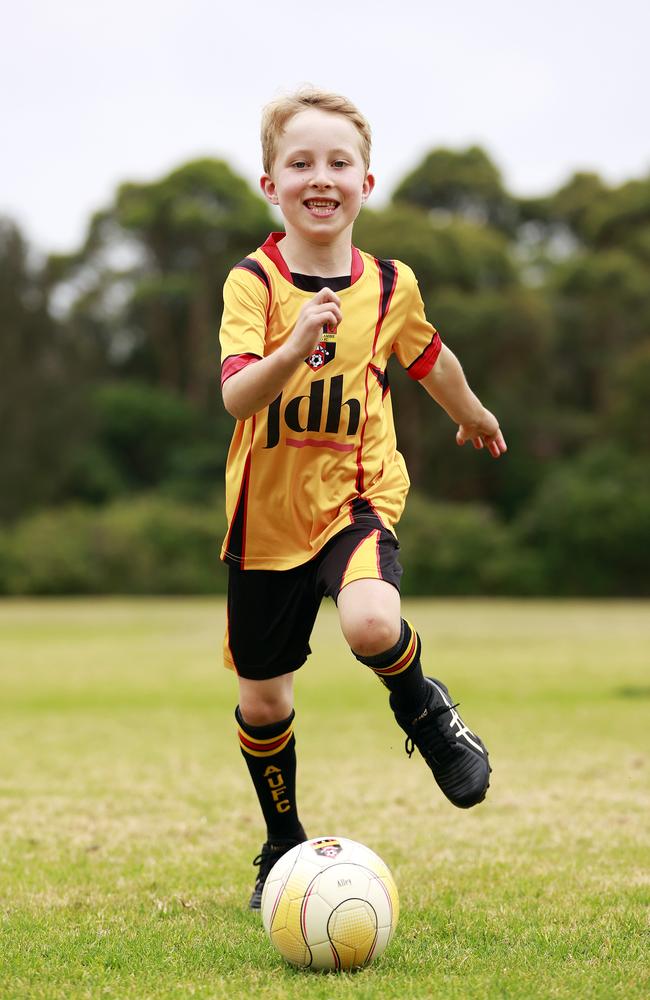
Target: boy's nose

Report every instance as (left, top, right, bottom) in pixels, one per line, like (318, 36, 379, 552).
(310, 167, 332, 188)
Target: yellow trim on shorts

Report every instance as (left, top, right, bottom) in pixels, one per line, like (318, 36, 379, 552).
(340, 529, 382, 591)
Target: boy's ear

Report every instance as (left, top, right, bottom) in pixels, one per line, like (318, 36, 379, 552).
(362, 173, 376, 203)
(260, 175, 279, 205)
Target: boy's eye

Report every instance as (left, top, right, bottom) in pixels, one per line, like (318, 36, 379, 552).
(332, 160, 347, 168)
(292, 161, 308, 169)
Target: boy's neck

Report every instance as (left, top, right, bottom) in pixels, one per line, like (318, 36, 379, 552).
(278, 230, 353, 277)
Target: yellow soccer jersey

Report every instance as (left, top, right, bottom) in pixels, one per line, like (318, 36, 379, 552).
(219, 232, 442, 570)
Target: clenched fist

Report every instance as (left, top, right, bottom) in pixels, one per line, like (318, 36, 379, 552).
(287, 287, 343, 362)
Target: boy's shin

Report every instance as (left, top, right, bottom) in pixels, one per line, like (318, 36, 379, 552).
(235, 706, 304, 841)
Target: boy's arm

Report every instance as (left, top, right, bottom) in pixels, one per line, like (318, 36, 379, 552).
(419, 343, 507, 459)
(222, 287, 342, 421)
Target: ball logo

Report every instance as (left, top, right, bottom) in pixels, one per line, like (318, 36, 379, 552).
(305, 341, 336, 372)
(307, 346, 325, 370)
(311, 837, 343, 858)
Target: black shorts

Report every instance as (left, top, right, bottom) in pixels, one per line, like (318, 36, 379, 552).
(223, 522, 402, 680)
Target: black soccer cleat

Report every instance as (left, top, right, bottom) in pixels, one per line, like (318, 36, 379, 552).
(249, 834, 306, 910)
(391, 677, 491, 809)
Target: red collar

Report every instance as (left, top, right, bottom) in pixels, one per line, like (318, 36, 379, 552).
(260, 232, 364, 285)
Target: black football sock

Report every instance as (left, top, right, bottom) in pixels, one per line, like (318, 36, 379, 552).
(235, 706, 306, 843)
(354, 619, 429, 716)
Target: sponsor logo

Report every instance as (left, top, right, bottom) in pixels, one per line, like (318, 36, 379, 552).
(265, 374, 360, 449)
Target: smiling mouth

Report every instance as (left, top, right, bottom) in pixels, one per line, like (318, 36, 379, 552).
(304, 199, 339, 216)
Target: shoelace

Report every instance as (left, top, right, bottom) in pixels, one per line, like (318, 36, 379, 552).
(404, 701, 460, 760)
(252, 845, 279, 885)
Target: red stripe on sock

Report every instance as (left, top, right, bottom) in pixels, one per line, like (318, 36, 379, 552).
(372, 631, 417, 676)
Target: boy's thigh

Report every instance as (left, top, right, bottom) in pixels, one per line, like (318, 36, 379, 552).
(225, 563, 320, 680)
(315, 523, 403, 602)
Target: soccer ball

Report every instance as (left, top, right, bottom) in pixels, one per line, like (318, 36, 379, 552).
(260, 836, 399, 971)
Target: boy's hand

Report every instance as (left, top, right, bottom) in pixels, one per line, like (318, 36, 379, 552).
(288, 287, 343, 361)
(456, 409, 507, 459)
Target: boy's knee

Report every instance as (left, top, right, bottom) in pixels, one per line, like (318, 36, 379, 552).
(238, 683, 293, 727)
(238, 698, 292, 727)
(345, 611, 400, 658)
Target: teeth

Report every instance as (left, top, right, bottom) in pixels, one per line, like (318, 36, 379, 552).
(306, 200, 337, 207)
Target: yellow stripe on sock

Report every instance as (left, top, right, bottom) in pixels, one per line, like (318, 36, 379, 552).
(372, 622, 419, 677)
(238, 723, 293, 757)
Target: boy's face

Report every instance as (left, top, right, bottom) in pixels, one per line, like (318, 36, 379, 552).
(260, 108, 374, 246)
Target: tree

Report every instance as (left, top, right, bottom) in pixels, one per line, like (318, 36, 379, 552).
(585, 176, 650, 253)
(550, 172, 609, 243)
(49, 160, 272, 407)
(604, 341, 650, 450)
(355, 202, 552, 513)
(517, 448, 650, 595)
(0, 218, 92, 520)
(355, 204, 518, 293)
(392, 146, 517, 234)
(66, 382, 232, 504)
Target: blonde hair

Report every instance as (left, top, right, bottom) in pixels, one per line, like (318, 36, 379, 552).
(261, 87, 372, 175)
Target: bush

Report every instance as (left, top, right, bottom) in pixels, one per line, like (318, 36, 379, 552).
(516, 448, 650, 595)
(397, 492, 539, 596)
(0, 497, 227, 595)
(3, 464, 648, 597)
(64, 382, 233, 505)
(90, 382, 198, 488)
(2, 507, 106, 594)
(94, 498, 226, 594)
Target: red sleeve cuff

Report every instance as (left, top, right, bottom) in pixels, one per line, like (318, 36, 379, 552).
(406, 332, 442, 381)
(221, 353, 261, 387)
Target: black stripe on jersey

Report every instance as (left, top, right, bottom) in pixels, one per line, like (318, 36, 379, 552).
(234, 258, 270, 292)
(350, 496, 384, 528)
(224, 452, 252, 566)
(376, 258, 398, 322)
(369, 363, 390, 399)
(357, 259, 398, 494)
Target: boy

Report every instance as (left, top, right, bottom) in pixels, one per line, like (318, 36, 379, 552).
(219, 89, 507, 909)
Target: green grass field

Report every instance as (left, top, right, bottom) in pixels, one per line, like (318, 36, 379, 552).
(1, 598, 649, 1000)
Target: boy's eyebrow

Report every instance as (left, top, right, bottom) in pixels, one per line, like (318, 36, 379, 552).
(282, 145, 358, 160)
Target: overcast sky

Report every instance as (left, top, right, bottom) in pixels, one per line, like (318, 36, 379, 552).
(2, 0, 648, 254)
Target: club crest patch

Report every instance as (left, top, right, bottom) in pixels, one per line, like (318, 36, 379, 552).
(305, 340, 336, 372)
(311, 838, 343, 858)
